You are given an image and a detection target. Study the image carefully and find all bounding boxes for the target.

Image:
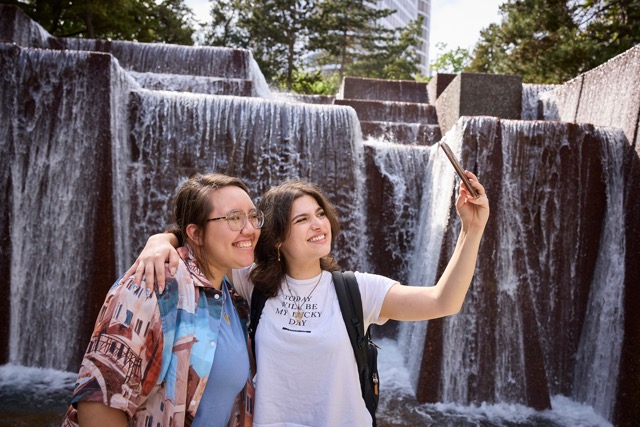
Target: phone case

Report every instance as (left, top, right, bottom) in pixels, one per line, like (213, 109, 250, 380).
(439, 142, 478, 198)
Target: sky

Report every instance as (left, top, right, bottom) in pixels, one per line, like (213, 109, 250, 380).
(429, 0, 504, 52)
(183, 0, 506, 62)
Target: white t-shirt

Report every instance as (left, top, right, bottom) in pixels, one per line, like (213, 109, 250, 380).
(232, 268, 396, 427)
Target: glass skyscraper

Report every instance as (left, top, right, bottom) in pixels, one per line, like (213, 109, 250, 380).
(375, 0, 431, 76)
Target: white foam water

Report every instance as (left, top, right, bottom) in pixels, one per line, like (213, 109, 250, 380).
(375, 338, 613, 427)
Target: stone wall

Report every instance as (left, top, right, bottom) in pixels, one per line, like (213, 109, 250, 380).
(541, 45, 640, 155)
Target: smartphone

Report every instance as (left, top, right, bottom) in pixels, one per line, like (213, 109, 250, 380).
(439, 142, 478, 198)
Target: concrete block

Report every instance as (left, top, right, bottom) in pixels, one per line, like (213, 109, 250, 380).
(435, 72, 523, 135)
(541, 45, 640, 152)
(339, 76, 428, 103)
(334, 99, 438, 124)
(427, 73, 456, 104)
(360, 121, 441, 145)
(0, 4, 52, 48)
(573, 46, 640, 149)
(539, 76, 583, 122)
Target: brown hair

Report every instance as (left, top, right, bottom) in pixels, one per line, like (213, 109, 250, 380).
(250, 180, 340, 296)
(171, 173, 251, 282)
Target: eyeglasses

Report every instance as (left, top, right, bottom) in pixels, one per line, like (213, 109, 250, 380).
(207, 209, 265, 231)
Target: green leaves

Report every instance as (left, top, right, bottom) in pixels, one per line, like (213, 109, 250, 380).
(204, 0, 423, 93)
(430, 42, 473, 75)
(468, 0, 640, 84)
(18, 0, 195, 44)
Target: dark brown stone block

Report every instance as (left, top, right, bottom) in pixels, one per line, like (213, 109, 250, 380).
(541, 45, 640, 154)
(614, 143, 640, 426)
(360, 121, 441, 145)
(281, 94, 336, 104)
(131, 73, 254, 97)
(334, 99, 438, 124)
(339, 76, 428, 103)
(435, 73, 523, 136)
(0, 43, 19, 365)
(427, 73, 456, 104)
(59, 38, 253, 79)
(0, 45, 116, 371)
(0, 4, 52, 48)
(416, 117, 609, 409)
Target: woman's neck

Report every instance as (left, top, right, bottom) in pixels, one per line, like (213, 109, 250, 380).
(204, 265, 229, 290)
(285, 260, 322, 280)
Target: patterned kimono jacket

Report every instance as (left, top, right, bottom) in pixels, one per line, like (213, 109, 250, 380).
(62, 245, 251, 426)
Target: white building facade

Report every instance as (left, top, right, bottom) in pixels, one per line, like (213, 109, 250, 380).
(375, 0, 431, 77)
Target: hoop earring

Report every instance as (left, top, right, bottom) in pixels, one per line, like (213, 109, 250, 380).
(277, 245, 281, 262)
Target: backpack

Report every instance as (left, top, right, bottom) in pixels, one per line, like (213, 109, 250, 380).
(248, 271, 379, 426)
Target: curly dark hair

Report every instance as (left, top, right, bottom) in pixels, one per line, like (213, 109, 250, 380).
(250, 180, 340, 297)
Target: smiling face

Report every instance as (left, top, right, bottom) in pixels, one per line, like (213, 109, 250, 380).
(201, 185, 260, 274)
(279, 195, 332, 273)
(180, 178, 261, 286)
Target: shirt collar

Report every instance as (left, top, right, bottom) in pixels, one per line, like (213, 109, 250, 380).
(177, 243, 225, 291)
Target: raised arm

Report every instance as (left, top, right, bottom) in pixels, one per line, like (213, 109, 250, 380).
(380, 170, 489, 321)
(121, 232, 180, 293)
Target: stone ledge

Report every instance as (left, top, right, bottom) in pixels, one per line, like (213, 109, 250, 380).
(338, 76, 428, 103)
(360, 121, 441, 145)
(427, 73, 456, 104)
(435, 72, 522, 135)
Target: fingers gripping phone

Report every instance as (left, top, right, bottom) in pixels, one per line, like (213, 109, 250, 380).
(439, 142, 478, 198)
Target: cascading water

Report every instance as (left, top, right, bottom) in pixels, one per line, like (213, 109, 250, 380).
(120, 88, 367, 269)
(521, 83, 557, 120)
(572, 128, 626, 421)
(1, 6, 635, 425)
(368, 135, 457, 391)
(405, 117, 625, 422)
(4, 47, 117, 371)
(60, 38, 253, 79)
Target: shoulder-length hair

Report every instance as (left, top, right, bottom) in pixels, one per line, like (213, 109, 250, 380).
(171, 173, 250, 282)
(250, 180, 340, 297)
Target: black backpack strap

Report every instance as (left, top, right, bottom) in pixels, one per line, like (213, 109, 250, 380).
(248, 286, 268, 361)
(332, 271, 367, 387)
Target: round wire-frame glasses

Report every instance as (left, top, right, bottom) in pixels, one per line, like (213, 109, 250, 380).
(207, 209, 265, 231)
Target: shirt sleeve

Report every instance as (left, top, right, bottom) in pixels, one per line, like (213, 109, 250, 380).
(70, 277, 164, 418)
(353, 271, 397, 328)
(231, 265, 255, 302)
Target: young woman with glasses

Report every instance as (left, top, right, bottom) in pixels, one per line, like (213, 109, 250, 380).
(123, 172, 489, 426)
(63, 173, 263, 427)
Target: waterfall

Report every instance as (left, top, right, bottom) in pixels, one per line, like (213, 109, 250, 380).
(417, 117, 625, 420)
(572, 128, 626, 420)
(60, 38, 253, 78)
(6, 48, 115, 370)
(2, 38, 368, 371)
(1, 6, 636, 424)
(369, 132, 457, 391)
(521, 83, 557, 120)
(248, 54, 275, 99)
(118, 88, 367, 270)
(110, 61, 141, 275)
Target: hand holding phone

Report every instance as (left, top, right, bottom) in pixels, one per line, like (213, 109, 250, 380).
(439, 142, 478, 198)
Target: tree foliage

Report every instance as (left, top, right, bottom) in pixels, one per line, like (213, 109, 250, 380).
(429, 42, 473, 74)
(204, 0, 423, 92)
(308, 0, 395, 80)
(468, 0, 640, 83)
(205, 0, 249, 48)
(12, 0, 425, 93)
(12, 0, 195, 44)
(340, 14, 424, 81)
